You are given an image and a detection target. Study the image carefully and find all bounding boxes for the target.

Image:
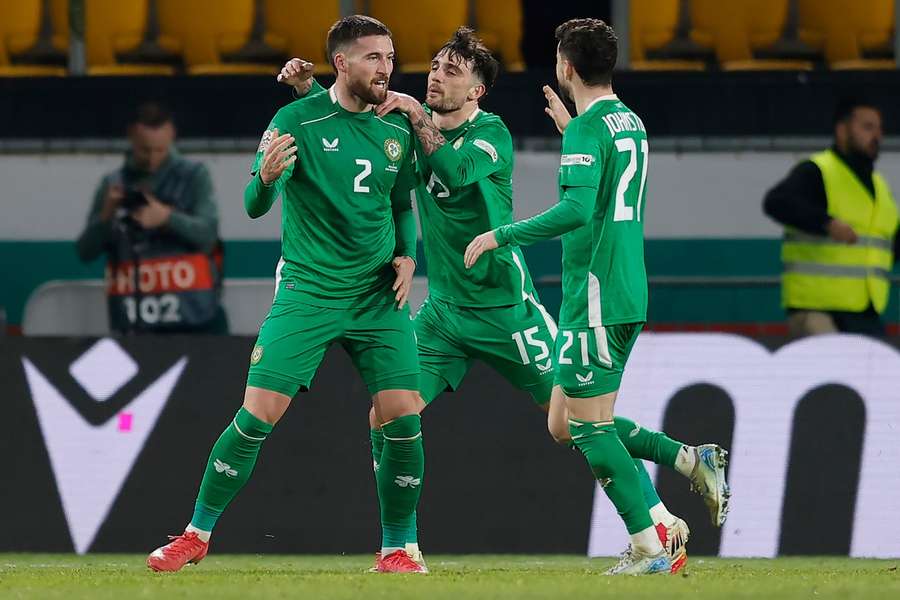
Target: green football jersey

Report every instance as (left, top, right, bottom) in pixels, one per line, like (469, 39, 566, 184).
(557, 96, 648, 327)
(495, 95, 649, 328)
(418, 108, 537, 307)
(250, 86, 418, 308)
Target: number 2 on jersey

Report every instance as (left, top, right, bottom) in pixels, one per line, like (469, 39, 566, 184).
(353, 159, 372, 193)
(613, 138, 649, 222)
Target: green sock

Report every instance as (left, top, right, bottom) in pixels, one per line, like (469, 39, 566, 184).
(570, 419, 653, 535)
(633, 459, 662, 509)
(190, 407, 273, 532)
(614, 416, 682, 469)
(370, 427, 384, 470)
(377, 415, 424, 549)
(372, 427, 419, 545)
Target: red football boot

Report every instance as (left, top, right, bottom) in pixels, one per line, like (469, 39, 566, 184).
(147, 531, 209, 572)
(374, 549, 427, 574)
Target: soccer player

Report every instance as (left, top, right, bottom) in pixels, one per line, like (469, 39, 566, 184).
(281, 26, 715, 573)
(146, 16, 427, 574)
(464, 19, 730, 575)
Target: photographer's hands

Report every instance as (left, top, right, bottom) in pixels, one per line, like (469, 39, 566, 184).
(100, 184, 124, 222)
(132, 192, 173, 229)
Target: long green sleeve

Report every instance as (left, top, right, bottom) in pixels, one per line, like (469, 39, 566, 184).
(426, 122, 511, 189)
(391, 144, 419, 260)
(393, 203, 417, 259)
(495, 185, 595, 247)
(306, 79, 326, 97)
(243, 172, 285, 219)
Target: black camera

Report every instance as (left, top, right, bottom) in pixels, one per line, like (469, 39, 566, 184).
(121, 187, 148, 210)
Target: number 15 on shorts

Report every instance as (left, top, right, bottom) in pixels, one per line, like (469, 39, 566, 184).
(511, 326, 551, 371)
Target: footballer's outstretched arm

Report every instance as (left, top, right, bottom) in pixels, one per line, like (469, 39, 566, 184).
(463, 186, 595, 268)
(426, 123, 511, 189)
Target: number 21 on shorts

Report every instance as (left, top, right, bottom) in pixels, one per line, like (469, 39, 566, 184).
(558, 328, 612, 367)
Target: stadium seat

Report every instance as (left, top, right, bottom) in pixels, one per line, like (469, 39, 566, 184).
(263, 0, 339, 75)
(630, 0, 705, 71)
(0, 0, 67, 77)
(83, 0, 175, 76)
(48, 0, 69, 55)
(474, 0, 525, 72)
(690, 0, 813, 70)
(798, 0, 895, 69)
(157, 0, 278, 75)
(368, 0, 467, 72)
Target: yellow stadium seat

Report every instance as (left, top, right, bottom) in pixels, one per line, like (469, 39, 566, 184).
(474, 0, 525, 72)
(0, 0, 66, 76)
(263, 0, 339, 75)
(799, 0, 895, 69)
(368, 0, 467, 73)
(630, 0, 705, 71)
(48, 0, 69, 54)
(691, 0, 812, 70)
(83, 0, 174, 76)
(157, 0, 278, 75)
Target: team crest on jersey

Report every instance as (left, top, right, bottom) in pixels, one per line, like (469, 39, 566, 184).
(257, 129, 274, 153)
(452, 136, 465, 150)
(250, 345, 264, 365)
(384, 138, 402, 162)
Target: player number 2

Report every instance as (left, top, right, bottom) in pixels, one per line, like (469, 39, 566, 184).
(511, 327, 550, 365)
(353, 159, 372, 193)
(613, 138, 649, 222)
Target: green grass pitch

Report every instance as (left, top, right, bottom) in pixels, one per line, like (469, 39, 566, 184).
(1, 554, 897, 599)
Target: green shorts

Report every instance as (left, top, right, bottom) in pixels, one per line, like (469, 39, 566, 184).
(554, 322, 643, 398)
(414, 295, 557, 405)
(246, 287, 419, 397)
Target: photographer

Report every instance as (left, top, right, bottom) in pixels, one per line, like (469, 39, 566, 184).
(76, 102, 227, 334)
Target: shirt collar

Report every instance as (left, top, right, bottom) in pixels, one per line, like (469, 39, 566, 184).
(585, 94, 618, 113)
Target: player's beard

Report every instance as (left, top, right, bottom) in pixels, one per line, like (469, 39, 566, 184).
(349, 76, 389, 106)
(428, 94, 466, 114)
(557, 77, 574, 104)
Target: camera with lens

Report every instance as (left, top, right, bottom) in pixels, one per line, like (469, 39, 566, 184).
(121, 186, 148, 211)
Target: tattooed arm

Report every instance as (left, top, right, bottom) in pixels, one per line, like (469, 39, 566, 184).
(407, 106, 447, 155)
(375, 91, 447, 156)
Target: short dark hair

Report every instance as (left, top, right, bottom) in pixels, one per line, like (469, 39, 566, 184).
(833, 96, 880, 126)
(326, 15, 392, 70)
(437, 27, 500, 92)
(555, 18, 618, 86)
(131, 102, 173, 128)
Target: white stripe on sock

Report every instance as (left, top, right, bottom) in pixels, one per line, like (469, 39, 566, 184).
(232, 419, 267, 441)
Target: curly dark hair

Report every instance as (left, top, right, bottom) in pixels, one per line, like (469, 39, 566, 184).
(326, 15, 392, 71)
(437, 27, 500, 92)
(555, 18, 618, 86)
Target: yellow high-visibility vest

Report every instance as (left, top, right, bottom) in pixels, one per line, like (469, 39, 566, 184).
(782, 149, 898, 313)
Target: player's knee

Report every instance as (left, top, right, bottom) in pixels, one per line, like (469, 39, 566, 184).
(549, 424, 572, 445)
(242, 386, 292, 425)
(373, 389, 421, 421)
